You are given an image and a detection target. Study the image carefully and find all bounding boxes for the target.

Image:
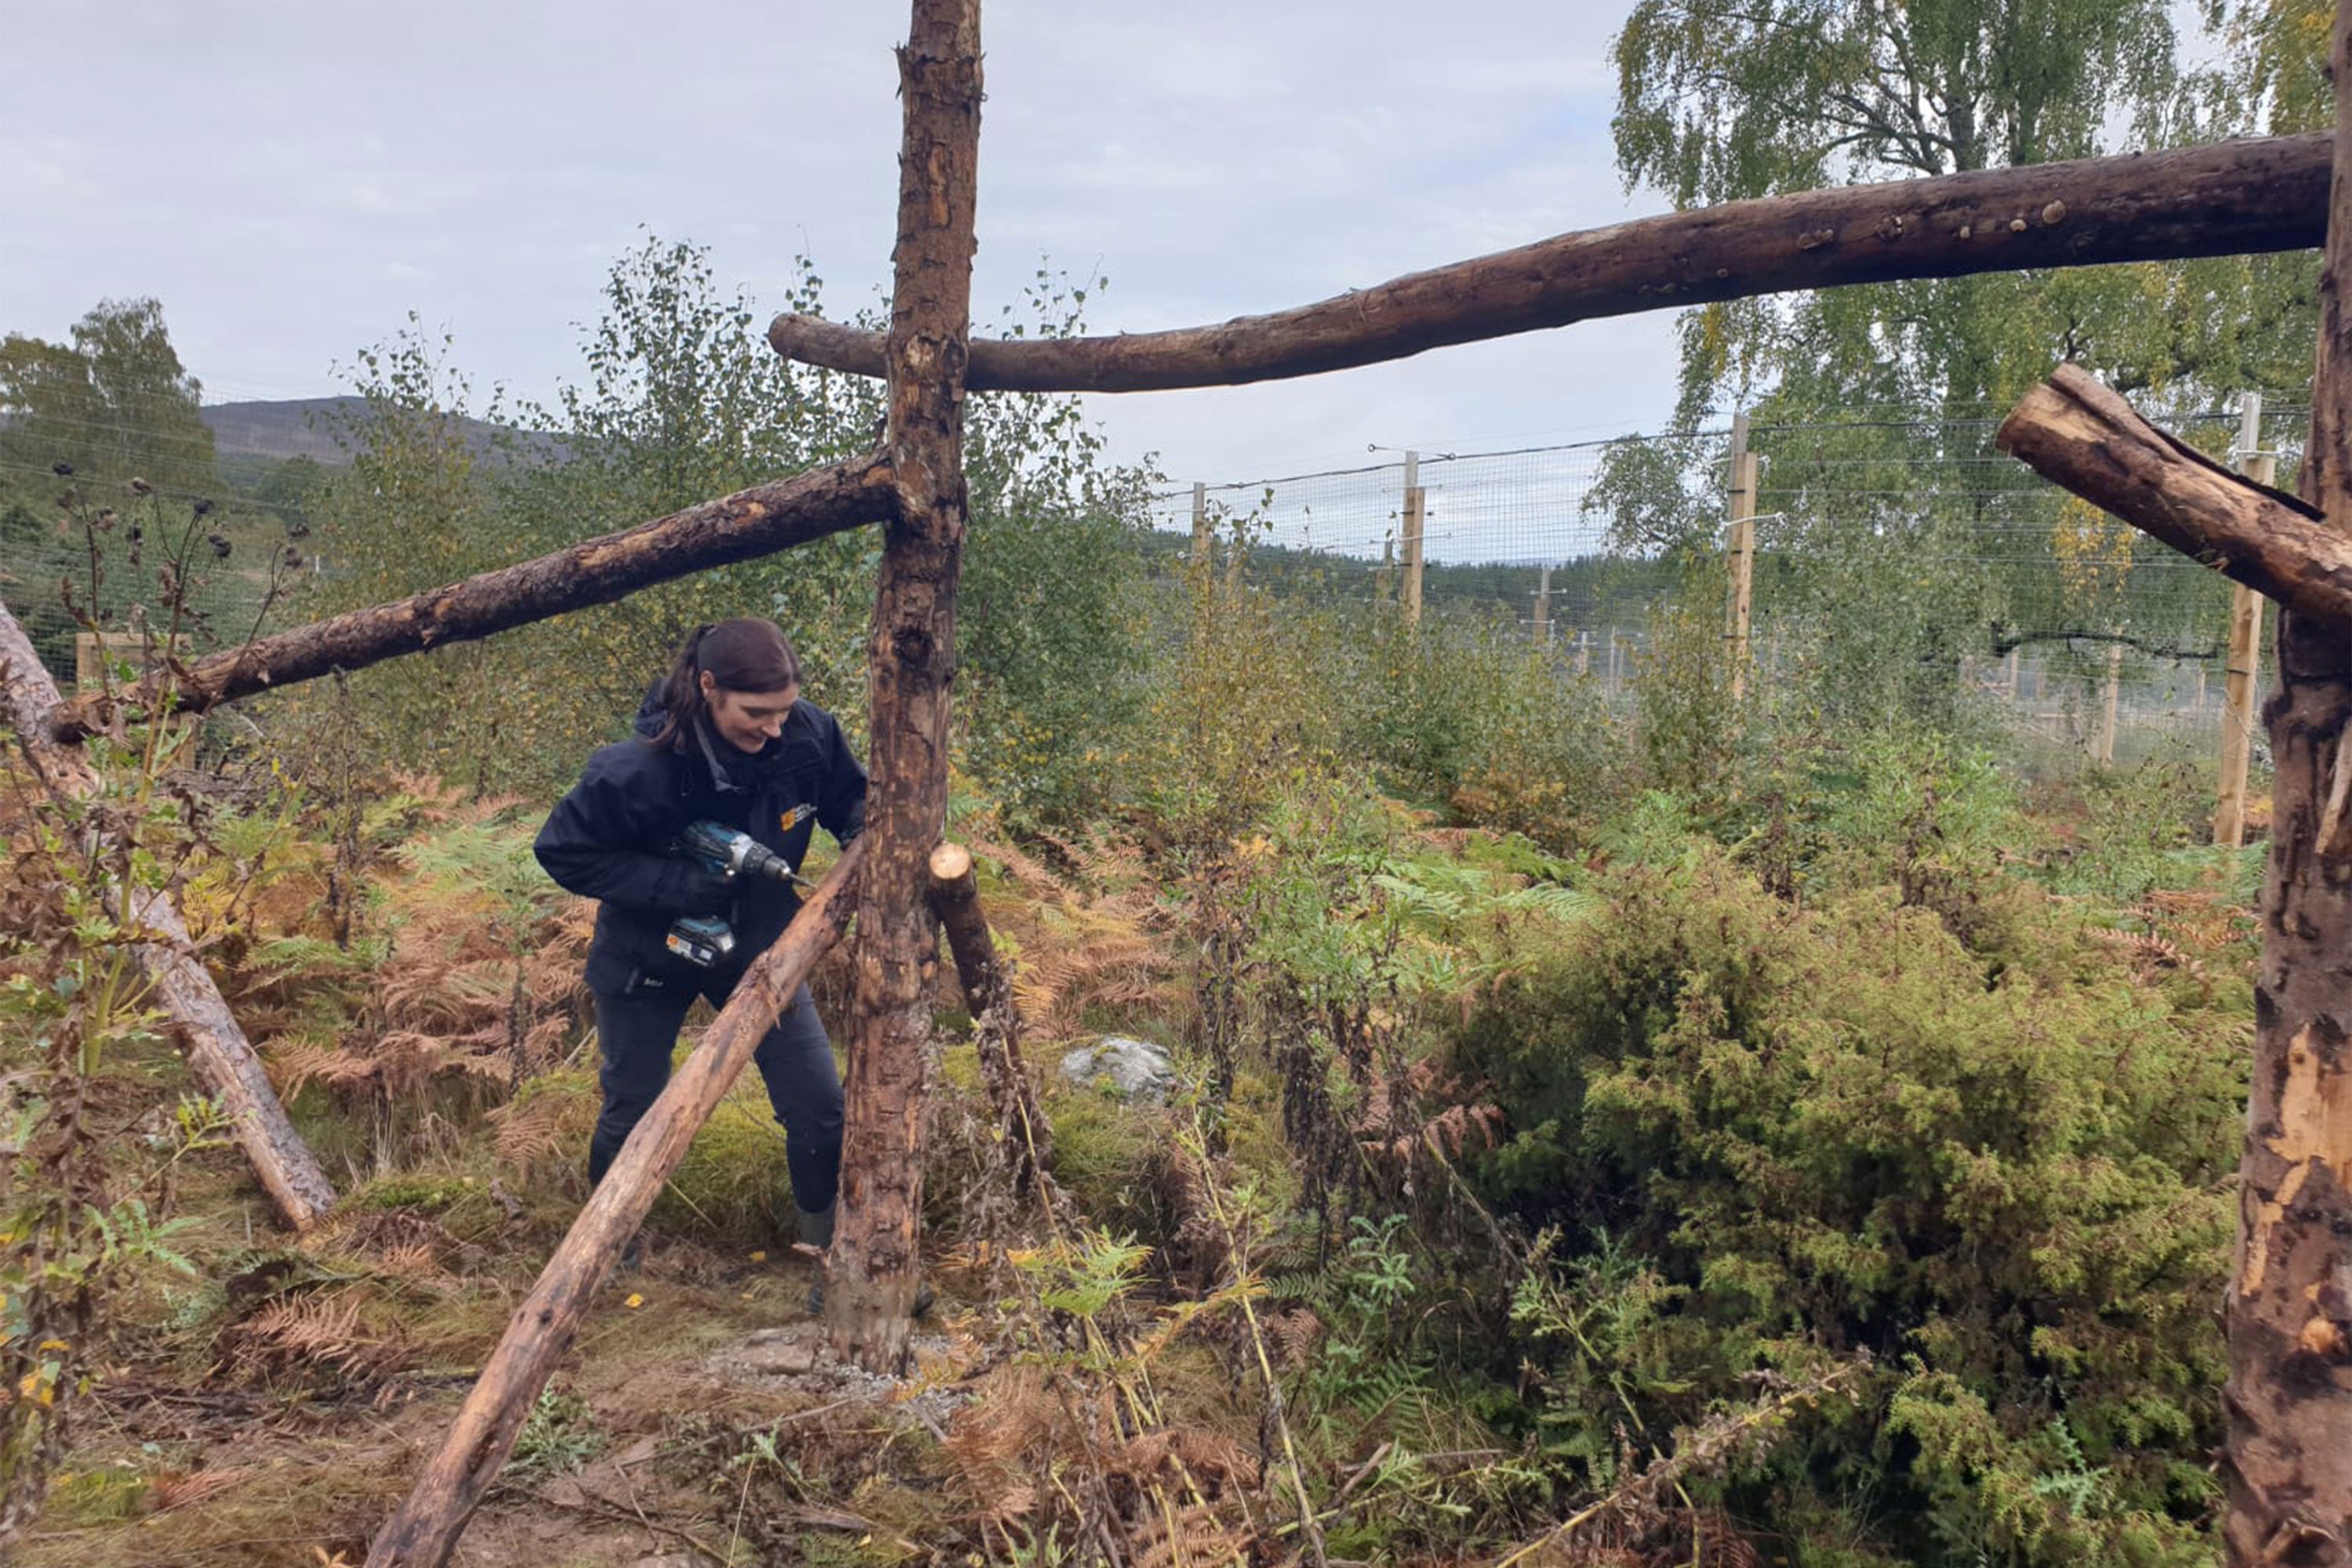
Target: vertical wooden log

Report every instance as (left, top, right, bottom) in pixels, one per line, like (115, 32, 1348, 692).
(1534, 564, 1552, 649)
(1190, 480, 1210, 570)
(927, 843, 1052, 1196)
(2218, 392, 2274, 848)
(0, 599, 336, 1232)
(829, 0, 982, 1375)
(2223, 5, 2352, 1560)
(1402, 451, 1426, 626)
(1725, 413, 1758, 703)
(365, 844, 865, 1568)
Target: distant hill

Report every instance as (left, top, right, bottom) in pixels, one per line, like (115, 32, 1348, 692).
(200, 398, 556, 466)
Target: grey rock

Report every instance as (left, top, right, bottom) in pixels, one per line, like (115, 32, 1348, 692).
(1058, 1036, 1176, 1104)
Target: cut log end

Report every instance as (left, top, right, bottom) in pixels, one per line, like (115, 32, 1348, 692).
(928, 840, 974, 886)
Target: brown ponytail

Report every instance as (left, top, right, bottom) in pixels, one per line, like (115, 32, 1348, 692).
(645, 618, 802, 751)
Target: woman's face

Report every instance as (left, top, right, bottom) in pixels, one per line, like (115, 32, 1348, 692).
(699, 673, 799, 753)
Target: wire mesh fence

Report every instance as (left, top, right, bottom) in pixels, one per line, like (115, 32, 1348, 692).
(1144, 390, 2307, 779)
(2, 387, 2309, 791)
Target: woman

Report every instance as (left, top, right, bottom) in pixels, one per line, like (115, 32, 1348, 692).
(534, 617, 865, 1261)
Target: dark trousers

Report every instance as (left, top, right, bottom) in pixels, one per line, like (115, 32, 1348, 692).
(586, 978, 844, 1216)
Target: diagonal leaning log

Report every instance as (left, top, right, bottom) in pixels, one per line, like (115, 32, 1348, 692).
(771, 134, 2331, 393)
(1, 597, 337, 1231)
(1995, 362, 2352, 631)
(45, 452, 898, 742)
(365, 837, 865, 1568)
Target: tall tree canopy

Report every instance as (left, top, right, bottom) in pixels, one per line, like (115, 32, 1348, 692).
(1610, 0, 2324, 418)
(0, 298, 217, 500)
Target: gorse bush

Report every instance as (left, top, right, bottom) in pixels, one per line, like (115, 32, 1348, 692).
(1454, 844, 2243, 1565)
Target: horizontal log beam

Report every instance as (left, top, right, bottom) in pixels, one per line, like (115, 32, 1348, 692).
(1995, 362, 2352, 628)
(47, 452, 898, 742)
(769, 134, 2329, 393)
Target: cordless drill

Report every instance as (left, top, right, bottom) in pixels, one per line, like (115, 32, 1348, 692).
(663, 819, 815, 967)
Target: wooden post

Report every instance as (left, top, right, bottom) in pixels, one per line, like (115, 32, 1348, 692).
(365, 844, 865, 1568)
(2097, 641, 2123, 765)
(2216, 391, 2272, 848)
(1533, 565, 1552, 649)
(2006, 646, 2021, 702)
(1995, 20, 2352, 1547)
(1401, 451, 1426, 626)
(1189, 480, 1210, 571)
(1607, 626, 1620, 693)
(2223, 10, 2352, 1554)
(927, 843, 1054, 1198)
(1725, 413, 1759, 702)
(829, 0, 982, 1375)
(0, 599, 336, 1233)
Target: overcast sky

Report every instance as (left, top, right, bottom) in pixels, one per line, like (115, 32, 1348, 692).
(1, 2, 1689, 486)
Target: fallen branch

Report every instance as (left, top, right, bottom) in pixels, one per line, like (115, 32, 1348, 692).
(771, 135, 2328, 393)
(47, 452, 897, 742)
(1996, 363, 2352, 630)
(0, 598, 336, 1231)
(365, 839, 866, 1568)
(1490, 1359, 1870, 1568)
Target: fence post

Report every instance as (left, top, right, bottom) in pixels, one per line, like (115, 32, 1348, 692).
(1724, 412, 1758, 702)
(2098, 641, 2123, 765)
(1401, 450, 1426, 626)
(1533, 564, 1552, 648)
(1189, 481, 1210, 571)
(2215, 390, 2271, 848)
(1607, 625, 1620, 694)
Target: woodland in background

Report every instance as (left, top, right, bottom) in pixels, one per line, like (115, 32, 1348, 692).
(0, 1, 2329, 1561)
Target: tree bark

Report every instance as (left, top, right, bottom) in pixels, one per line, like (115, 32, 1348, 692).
(928, 841, 1053, 1194)
(0, 599, 336, 1232)
(770, 133, 2331, 394)
(365, 840, 864, 1568)
(2223, 7, 2352, 1562)
(1994, 363, 2352, 631)
(827, 0, 982, 1375)
(45, 452, 896, 742)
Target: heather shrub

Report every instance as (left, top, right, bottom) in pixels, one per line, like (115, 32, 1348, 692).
(1454, 847, 2242, 1566)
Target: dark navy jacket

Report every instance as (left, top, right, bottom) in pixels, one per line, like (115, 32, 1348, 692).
(535, 684, 866, 996)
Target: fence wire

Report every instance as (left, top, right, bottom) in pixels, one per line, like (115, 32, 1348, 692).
(2, 391, 2311, 777)
(1147, 395, 2307, 772)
